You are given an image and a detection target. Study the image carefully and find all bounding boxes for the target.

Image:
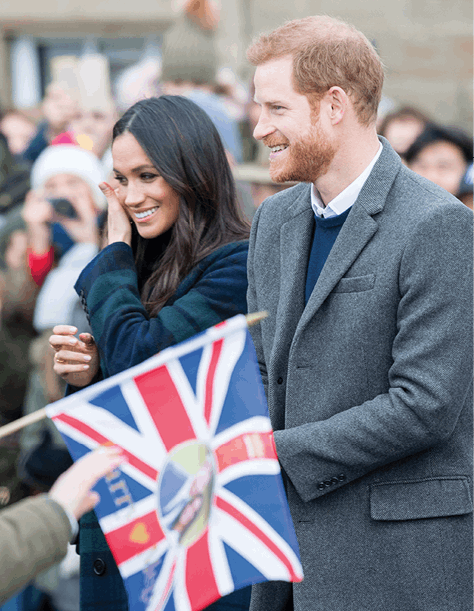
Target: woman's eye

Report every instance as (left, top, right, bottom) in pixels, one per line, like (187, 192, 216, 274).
(141, 173, 158, 181)
(114, 176, 127, 184)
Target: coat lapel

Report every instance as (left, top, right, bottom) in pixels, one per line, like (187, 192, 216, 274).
(294, 138, 402, 339)
(270, 186, 313, 368)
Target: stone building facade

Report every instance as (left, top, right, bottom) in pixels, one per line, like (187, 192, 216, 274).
(0, 0, 472, 127)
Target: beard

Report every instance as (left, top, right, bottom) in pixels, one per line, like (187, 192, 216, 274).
(263, 123, 337, 184)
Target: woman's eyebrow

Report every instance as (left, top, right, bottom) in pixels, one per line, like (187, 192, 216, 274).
(113, 165, 156, 174)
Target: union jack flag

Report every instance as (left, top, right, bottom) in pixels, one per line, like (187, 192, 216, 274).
(46, 315, 303, 611)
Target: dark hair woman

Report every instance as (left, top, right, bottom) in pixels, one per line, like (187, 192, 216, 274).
(49, 96, 251, 611)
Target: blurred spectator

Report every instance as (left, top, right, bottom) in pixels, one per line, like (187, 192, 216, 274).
(0, 230, 37, 513)
(6, 144, 107, 611)
(405, 124, 473, 200)
(161, 0, 243, 164)
(232, 164, 295, 216)
(23, 83, 79, 164)
(0, 109, 36, 158)
(378, 105, 431, 156)
(457, 163, 473, 209)
(51, 54, 118, 178)
(0, 446, 124, 608)
(0, 133, 31, 235)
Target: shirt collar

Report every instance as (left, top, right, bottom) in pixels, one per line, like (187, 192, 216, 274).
(311, 142, 383, 218)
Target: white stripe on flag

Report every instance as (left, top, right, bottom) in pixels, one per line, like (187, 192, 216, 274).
(53, 418, 156, 491)
(100, 496, 156, 534)
(207, 522, 235, 597)
(216, 458, 281, 487)
(213, 505, 291, 582)
(217, 487, 303, 580)
(206, 327, 247, 438)
(210, 416, 272, 450)
(119, 538, 169, 580)
(172, 546, 192, 611)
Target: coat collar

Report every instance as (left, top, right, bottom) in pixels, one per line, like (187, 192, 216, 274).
(273, 137, 402, 353)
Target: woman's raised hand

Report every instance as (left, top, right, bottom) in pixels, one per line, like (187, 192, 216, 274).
(49, 325, 100, 388)
(99, 182, 132, 247)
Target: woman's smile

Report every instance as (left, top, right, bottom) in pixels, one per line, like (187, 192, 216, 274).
(133, 206, 159, 221)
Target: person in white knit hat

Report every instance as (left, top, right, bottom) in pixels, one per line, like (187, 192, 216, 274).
(13, 143, 108, 611)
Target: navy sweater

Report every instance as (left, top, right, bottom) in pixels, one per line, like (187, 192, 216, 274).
(305, 208, 351, 304)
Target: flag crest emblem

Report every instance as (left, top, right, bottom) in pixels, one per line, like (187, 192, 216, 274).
(47, 315, 303, 611)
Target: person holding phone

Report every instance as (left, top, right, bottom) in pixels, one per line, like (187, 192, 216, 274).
(49, 96, 251, 611)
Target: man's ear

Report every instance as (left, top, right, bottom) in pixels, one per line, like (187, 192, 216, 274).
(325, 86, 348, 125)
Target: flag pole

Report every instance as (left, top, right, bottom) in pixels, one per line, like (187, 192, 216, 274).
(0, 312, 269, 440)
(245, 311, 268, 326)
(0, 408, 48, 440)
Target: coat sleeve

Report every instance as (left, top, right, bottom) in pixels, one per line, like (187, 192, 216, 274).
(74, 241, 249, 378)
(273, 202, 473, 503)
(0, 495, 71, 605)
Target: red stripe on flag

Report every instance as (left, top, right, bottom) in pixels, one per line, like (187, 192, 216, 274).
(54, 413, 158, 481)
(134, 365, 196, 452)
(185, 529, 221, 609)
(105, 511, 165, 566)
(204, 339, 223, 425)
(215, 495, 302, 583)
(214, 431, 277, 472)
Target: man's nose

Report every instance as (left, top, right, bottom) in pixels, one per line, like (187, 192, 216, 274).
(253, 110, 275, 141)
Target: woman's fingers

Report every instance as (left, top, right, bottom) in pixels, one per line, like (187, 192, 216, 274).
(54, 349, 92, 363)
(100, 182, 132, 246)
(99, 182, 120, 203)
(52, 325, 78, 336)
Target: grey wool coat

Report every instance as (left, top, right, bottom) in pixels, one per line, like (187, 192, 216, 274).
(247, 138, 473, 611)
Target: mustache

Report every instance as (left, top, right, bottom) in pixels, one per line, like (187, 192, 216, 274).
(262, 134, 290, 148)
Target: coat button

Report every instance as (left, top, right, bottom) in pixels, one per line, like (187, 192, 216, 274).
(324, 480, 333, 487)
(277, 377, 283, 384)
(337, 474, 346, 482)
(317, 483, 325, 491)
(330, 477, 340, 485)
(93, 558, 106, 576)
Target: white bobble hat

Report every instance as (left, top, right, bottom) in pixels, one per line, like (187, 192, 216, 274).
(31, 144, 107, 210)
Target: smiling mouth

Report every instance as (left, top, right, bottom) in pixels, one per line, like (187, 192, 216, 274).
(134, 206, 158, 221)
(269, 144, 289, 160)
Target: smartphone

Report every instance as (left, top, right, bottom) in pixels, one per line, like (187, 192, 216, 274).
(48, 197, 78, 219)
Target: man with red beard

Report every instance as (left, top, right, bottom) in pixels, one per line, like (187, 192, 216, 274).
(246, 15, 472, 611)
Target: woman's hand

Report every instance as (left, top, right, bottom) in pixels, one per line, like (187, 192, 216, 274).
(49, 325, 100, 388)
(99, 182, 132, 246)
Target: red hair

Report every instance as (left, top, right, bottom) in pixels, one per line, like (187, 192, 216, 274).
(247, 15, 384, 126)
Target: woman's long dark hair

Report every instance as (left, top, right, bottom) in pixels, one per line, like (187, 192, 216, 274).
(112, 96, 250, 316)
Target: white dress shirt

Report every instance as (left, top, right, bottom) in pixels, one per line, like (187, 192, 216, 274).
(311, 143, 383, 218)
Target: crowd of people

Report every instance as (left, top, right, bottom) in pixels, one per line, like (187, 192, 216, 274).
(0, 4, 472, 611)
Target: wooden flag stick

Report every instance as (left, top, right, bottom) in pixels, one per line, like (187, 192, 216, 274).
(0, 407, 48, 441)
(245, 311, 268, 327)
(0, 312, 268, 441)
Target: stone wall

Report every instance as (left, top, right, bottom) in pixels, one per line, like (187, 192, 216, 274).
(1, 0, 472, 128)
